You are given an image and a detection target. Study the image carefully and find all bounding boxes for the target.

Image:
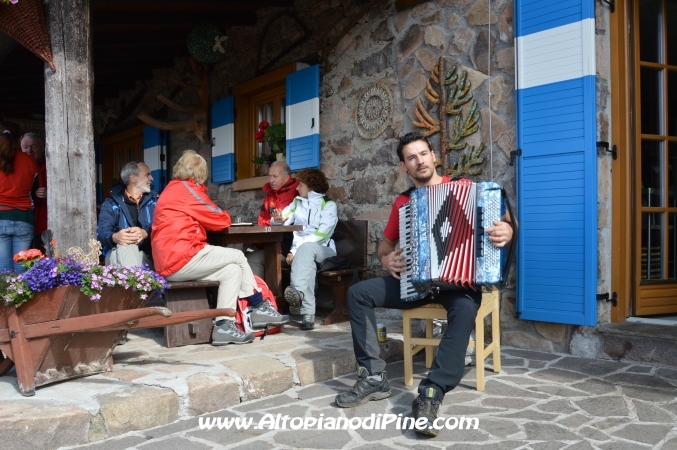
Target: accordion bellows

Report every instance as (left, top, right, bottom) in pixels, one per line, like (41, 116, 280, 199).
(399, 180, 505, 301)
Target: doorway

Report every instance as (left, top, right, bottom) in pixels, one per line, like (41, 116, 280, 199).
(612, 0, 677, 320)
(101, 125, 144, 198)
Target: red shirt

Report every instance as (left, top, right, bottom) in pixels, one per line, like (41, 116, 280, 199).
(0, 150, 38, 211)
(383, 176, 451, 242)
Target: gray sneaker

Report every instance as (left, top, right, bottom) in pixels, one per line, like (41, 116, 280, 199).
(300, 314, 314, 331)
(284, 286, 304, 315)
(212, 320, 254, 345)
(251, 301, 289, 328)
(335, 367, 391, 408)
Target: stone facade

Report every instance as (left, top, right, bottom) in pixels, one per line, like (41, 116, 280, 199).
(104, 0, 616, 359)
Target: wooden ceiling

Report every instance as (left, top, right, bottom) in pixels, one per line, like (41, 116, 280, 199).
(0, 0, 294, 116)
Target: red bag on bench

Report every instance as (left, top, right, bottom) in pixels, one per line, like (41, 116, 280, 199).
(235, 275, 282, 337)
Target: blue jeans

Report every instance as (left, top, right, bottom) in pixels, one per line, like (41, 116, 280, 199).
(0, 220, 35, 273)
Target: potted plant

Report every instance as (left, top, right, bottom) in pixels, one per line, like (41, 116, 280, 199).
(255, 120, 286, 161)
(0, 245, 169, 395)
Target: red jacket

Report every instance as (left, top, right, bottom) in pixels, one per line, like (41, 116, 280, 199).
(258, 177, 299, 226)
(0, 150, 38, 211)
(152, 179, 231, 277)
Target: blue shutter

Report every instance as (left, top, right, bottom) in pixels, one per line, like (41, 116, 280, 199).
(143, 126, 167, 192)
(212, 96, 235, 183)
(286, 64, 320, 171)
(515, 0, 597, 326)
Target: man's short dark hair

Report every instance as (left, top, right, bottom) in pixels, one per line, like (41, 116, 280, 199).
(396, 132, 433, 162)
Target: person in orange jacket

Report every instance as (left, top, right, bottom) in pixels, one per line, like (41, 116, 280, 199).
(152, 150, 289, 345)
(245, 160, 298, 277)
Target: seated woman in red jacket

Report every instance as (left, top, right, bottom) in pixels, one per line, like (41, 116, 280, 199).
(152, 150, 289, 345)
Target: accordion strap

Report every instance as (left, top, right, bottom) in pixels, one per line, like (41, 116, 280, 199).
(500, 188, 518, 289)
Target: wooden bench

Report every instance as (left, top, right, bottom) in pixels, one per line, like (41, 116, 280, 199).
(318, 219, 369, 325)
(163, 280, 222, 348)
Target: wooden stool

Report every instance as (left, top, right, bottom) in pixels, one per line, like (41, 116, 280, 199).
(402, 291, 500, 391)
(163, 280, 221, 348)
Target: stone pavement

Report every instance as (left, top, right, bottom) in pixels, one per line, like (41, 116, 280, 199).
(59, 348, 677, 449)
(0, 314, 404, 450)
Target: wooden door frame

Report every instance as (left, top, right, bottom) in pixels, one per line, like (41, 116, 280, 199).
(610, 0, 633, 322)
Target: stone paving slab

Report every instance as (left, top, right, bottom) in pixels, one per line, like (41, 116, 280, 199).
(57, 348, 677, 450)
(0, 316, 403, 450)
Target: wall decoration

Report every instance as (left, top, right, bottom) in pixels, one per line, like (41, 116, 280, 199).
(356, 82, 393, 139)
(187, 24, 227, 65)
(413, 57, 485, 178)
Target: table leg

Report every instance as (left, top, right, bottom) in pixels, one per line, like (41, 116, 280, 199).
(264, 241, 282, 297)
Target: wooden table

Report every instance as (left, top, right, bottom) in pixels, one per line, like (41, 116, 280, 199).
(208, 225, 302, 298)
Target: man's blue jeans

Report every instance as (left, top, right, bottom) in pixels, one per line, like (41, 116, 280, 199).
(0, 220, 34, 273)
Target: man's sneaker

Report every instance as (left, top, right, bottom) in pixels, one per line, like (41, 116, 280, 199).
(335, 367, 391, 408)
(300, 314, 314, 331)
(212, 320, 254, 345)
(412, 389, 442, 437)
(284, 286, 304, 315)
(251, 301, 290, 328)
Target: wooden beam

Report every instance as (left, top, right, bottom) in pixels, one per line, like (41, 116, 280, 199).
(93, 22, 251, 33)
(44, 0, 97, 251)
(92, 0, 293, 13)
(93, 12, 255, 26)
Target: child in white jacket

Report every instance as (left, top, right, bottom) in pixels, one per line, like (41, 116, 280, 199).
(272, 169, 338, 330)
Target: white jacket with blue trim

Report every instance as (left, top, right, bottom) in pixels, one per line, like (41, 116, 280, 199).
(272, 191, 338, 255)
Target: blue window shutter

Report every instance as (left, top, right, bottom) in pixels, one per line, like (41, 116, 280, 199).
(212, 96, 235, 183)
(515, 0, 597, 326)
(286, 64, 320, 171)
(143, 126, 167, 192)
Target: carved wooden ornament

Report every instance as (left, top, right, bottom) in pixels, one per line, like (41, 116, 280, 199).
(356, 82, 393, 139)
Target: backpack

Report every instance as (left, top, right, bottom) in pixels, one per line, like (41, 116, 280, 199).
(317, 256, 359, 284)
(235, 275, 282, 339)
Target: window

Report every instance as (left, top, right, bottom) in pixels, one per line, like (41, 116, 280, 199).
(233, 64, 297, 181)
(211, 63, 320, 188)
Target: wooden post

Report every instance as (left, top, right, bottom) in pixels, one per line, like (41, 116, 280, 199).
(43, 0, 96, 251)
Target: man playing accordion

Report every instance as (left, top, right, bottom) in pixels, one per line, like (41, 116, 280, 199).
(335, 132, 514, 437)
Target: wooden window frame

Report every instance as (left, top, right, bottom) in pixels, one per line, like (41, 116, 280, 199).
(232, 63, 297, 191)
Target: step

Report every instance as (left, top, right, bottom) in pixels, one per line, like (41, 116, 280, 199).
(598, 322, 677, 367)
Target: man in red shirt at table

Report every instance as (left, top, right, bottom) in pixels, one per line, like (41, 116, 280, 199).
(245, 160, 298, 278)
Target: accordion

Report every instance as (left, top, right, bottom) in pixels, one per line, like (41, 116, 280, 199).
(398, 180, 513, 301)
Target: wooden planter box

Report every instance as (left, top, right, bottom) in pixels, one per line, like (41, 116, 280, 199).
(0, 285, 233, 396)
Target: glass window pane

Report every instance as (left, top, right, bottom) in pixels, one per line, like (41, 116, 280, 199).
(642, 212, 664, 280)
(641, 67, 663, 135)
(642, 140, 664, 206)
(670, 213, 677, 278)
(669, 71, 677, 136)
(670, 142, 677, 206)
(640, 0, 663, 63)
(668, 0, 677, 64)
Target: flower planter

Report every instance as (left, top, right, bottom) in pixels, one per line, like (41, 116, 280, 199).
(0, 284, 237, 396)
(0, 285, 167, 396)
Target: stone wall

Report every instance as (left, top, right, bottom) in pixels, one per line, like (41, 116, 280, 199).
(104, 0, 616, 357)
